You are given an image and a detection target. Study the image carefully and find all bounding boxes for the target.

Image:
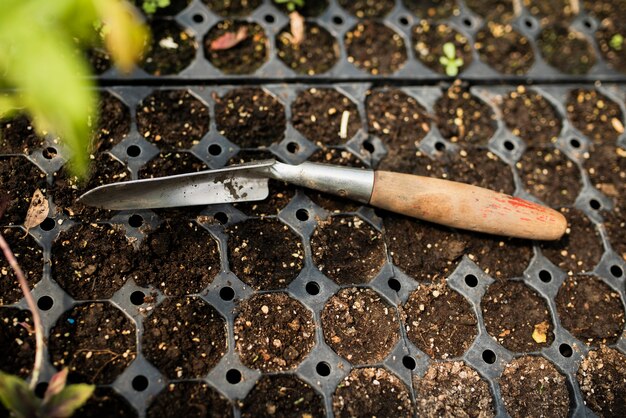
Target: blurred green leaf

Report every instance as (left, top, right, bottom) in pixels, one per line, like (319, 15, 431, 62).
(0, 371, 40, 418)
(44, 369, 69, 404)
(42, 384, 95, 418)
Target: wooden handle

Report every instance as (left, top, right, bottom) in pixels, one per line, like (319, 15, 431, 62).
(369, 171, 567, 240)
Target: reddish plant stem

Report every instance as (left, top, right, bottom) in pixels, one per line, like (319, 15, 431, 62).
(0, 231, 43, 389)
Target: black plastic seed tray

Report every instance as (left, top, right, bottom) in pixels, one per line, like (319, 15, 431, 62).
(1, 82, 625, 417)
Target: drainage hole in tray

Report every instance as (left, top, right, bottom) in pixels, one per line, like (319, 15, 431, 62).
(132, 375, 149, 391)
(192, 13, 204, 24)
(128, 214, 144, 228)
(362, 140, 375, 153)
(559, 343, 573, 358)
(126, 145, 141, 158)
(482, 349, 496, 364)
(130, 291, 145, 306)
(523, 18, 535, 29)
(539, 270, 552, 283)
(398, 16, 410, 26)
(589, 199, 601, 210)
(35, 382, 48, 398)
(264, 14, 275, 24)
(219, 286, 235, 301)
(305, 281, 320, 296)
(316, 362, 331, 376)
(570, 138, 581, 148)
(582, 18, 594, 30)
(296, 208, 309, 221)
(610, 265, 623, 278)
(503, 140, 515, 151)
(332, 16, 343, 25)
(40, 217, 56, 231)
(37, 296, 53, 311)
(286, 141, 300, 154)
(208, 144, 222, 156)
(434, 141, 446, 152)
(42, 147, 58, 160)
(214, 212, 228, 224)
(226, 369, 242, 384)
(464, 274, 478, 287)
(462, 17, 473, 28)
(402, 355, 416, 370)
(388, 278, 401, 292)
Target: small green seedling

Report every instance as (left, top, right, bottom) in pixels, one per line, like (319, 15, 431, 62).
(439, 42, 464, 77)
(274, 0, 305, 12)
(609, 33, 623, 51)
(143, 0, 171, 14)
(0, 368, 94, 418)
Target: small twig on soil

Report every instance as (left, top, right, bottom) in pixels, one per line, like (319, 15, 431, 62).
(288, 11, 304, 46)
(339, 110, 350, 139)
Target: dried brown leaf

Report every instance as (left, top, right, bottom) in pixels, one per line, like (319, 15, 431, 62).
(210, 27, 248, 51)
(24, 189, 49, 233)
(289, 11, 305, 46)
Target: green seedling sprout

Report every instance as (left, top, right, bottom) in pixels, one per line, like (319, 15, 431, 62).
(143, 0, 170, 14)
(439, 42, 464, 77)
(609, 33, 623, 51)
(274, 0, 305, 12)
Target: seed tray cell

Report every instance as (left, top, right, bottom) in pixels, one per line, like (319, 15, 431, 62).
(1, 82, 626, 418)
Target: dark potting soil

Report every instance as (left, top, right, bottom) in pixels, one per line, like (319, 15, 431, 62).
(537, 24, 596, 75)
(202, 0, 261, 17)
(214, 87, 286, 148)
(52, 223, 137, 300)
(311, 215, 386, 285)
(475, 23, 535, 75)
(344, 21, 408, 75)
(0, 308, 34, 377)
(227, 149, 275, 165)
(139, 152, 208, 179)
(412, 22, 473, 76)
(366, 88, 431, 149)
(94, 91, 131, 152)
(501, 86, 562, 146)
(402, 0, 458, 19)
(135, 0, 190, 17)
(291, 88, 361, 146)
(0, 157, 46, 225)
(333, 367, 413, 418)
(482, 281, 555, 352)
(85, 47, 112, 75)
(273, 0, 328, 17)
(141, 19, 197, 76)
(142, 297, 227, 378)
(76, 387, 137, 418)
(134, 220, 220, 296)
(382, 212, 468, 281)
(443, 148, 516, 194)
(524, 0, 578, 24)
(0, 114, 45, 154)
(48, 302, 136, 384)
(539, 207, 603, 274)
(204, 20, 268, 75)
(465, 0, 516, 22)
(583, 0, 626, 21)
(516, 148, 581, 207)
(403, 280, 477, 359)
(337, 0, 395, 18)
(434, 82, 497, 145)
(566, 88, 624, 144)
(234, 292, 315, 372)
(577, 346, 626, 418)
(227, 218, 304, 290)
(499, 356, 570, 418)
(147, 381, 233, 418)
(276, 22, 339, 75)
(239, 374, 325, 418)
(0, 228, 42, 306)
(555, 275, 625, 345)
(377, 148, 448, 176)
(596, 18, 626, 73)
(233, 180, 296, 216)
(584, 145, 625, 203)
(466, 233, 533, 280)
(414, 361, 495, 417)
(604, 208, 626, 261)
(321, 287, 399, 364)
(136, 89, 210, 150)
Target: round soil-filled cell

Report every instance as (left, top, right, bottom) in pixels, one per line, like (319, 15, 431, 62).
(435, 82, 497, 145)
(51, 153, 129, 221)
(53, 223, 137, 300)
(366, 88, 430, 149)
(555, 274, 625, 345)
(0, 114, 45, 154)
(227, 218, 303, 290)
(345, 21, 408, 75)
(76, 387, 137, 418)
(444, 148, 516, 194)
(501, 86, 562, 146)
(539, 207, 603, 274)
(566, 88, 624, 144)
(524, 0, 578, 23)
(482, 281, 555, 352)
(414, 361, 495, 417)
(500, 355, 570, 418)
(276, 22, 339, 75)
(234, 292, 315, 372)
(537, 24, 596, 75)
(516, 148, 581, 207)
(141, 19, 197, 76)
(333, 367, 413, 418)
(322, 287, 399, 364)
(584, 145, 625, 203)
(135, 0, 190, 16)
(0, 157, 46, 226)
(311, 215, 386, 285)
(338, 0, 395, 18)
(596, 18, 626, 73)
(577, 346, 626, 417)
(412, 21, 473, 76)
(204, 20, 268, 75)
(475, 23, 534, 75)
(147, 381, 233, 418)
(604, 208, 626, 261)
(0, 228, 42, 306)
(214, 87, 286, 148)
(466, 233, 534, 279)
(142, 297, 227, 379)
(239, 374, 325, 418)
(136, 90, 210, 150)
(403, 0, 458, 19)
(382, 212, 468, 281)
(291, 88, 361, 146)
(201, 0, 261, 17)
(465, 0, 516, 22)
(139, 152, 208, 179)
(0, 308, 34, 377)
(134, 220, 220, 296)
(93, 91, 131, 152)
(233, 180, 296, 217)
(403, 280, 477, 359)
(49, 302, 136, 384)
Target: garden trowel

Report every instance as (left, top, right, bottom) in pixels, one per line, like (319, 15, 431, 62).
(79, 159, 567, 240)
